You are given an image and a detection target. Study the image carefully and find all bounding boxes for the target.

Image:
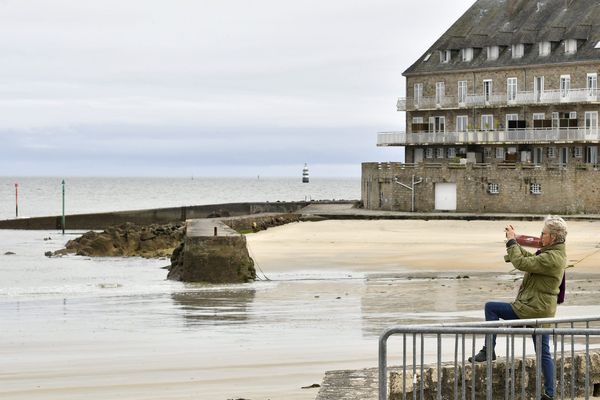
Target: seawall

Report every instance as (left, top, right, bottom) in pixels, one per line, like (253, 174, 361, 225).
(0, 201, 325, 230)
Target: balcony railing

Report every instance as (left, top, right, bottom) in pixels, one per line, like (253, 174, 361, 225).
(397, 88, 599, 111)
(378, 127, 600, 146)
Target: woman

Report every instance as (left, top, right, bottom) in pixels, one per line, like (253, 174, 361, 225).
(469, 215, 567, 400)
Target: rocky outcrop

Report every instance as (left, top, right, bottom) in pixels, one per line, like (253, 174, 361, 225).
(167, 235, 255, 283)
(51, 223, 185, 258)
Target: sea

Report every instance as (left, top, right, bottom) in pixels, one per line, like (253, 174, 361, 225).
(2, 177, 598, 399)
(0, 176, 360, 221)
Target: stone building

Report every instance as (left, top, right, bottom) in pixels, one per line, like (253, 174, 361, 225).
(363, 0, 600, 213)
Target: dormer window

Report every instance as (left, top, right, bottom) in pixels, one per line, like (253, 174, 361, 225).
(462, 48, 473, 62)
(539, 41, 551, 56)
(486, 46, 499, 61)
(565, 39, 577, 55)
(440, 50, 451, 63)
(512, 44, 524, 59)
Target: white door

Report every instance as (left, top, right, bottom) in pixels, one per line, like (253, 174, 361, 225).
(534, 76, 544, 102)
(559, 147, 569, 166)
(534, 147, 544, 164)
(585, 111, 598, 135)
(414, 148, 424, 163)
(587, 146, 598, 164)
(435, 183, 457, 211)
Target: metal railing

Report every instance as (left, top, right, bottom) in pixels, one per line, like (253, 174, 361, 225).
(397, 89, 600, 111)
(379, 316, 600, 400)
(377, 128, 600, 146)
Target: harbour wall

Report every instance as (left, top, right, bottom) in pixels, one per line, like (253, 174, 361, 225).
(0, 202, 322, 230)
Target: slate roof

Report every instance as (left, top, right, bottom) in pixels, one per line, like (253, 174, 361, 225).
(404, 0, 600, 76)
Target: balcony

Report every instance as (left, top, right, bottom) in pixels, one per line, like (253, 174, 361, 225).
(397, 88, 599, 111)
(377, 127, 600, 146)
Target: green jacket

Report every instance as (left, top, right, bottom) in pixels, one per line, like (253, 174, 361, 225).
(505, 242, 566, 319)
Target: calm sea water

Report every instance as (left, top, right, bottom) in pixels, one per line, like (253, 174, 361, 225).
(0, 176, 360, 221)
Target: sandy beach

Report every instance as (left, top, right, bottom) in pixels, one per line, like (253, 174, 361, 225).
(2, 219, 600, 400)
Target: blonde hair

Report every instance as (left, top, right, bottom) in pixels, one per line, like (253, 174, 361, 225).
(544, 215, 567, 243)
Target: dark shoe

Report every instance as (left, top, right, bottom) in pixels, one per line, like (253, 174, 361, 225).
(468, 347, 496, 363)
(540, 391, 554, 400)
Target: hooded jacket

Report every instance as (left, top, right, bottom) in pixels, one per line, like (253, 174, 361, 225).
(504, 242, 566, 319)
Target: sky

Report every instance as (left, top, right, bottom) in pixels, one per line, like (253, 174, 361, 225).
(0, 0, 475, 178)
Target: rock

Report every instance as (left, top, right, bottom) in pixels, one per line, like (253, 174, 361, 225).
(51, 222, 184, 258)
(301, 383, 321, 389)
(4, 251, 16, 255)
(44, 251, 52, 257)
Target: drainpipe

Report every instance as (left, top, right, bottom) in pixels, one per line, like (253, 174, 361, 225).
(394, 175, 423, 212)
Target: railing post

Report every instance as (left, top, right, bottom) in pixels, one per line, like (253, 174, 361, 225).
(379, 332, 389, 400)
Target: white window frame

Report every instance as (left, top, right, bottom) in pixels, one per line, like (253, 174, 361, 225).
(585, 111, 598, 134)
(495, 147, 505, 159)
(483, 79, 493, 103)
(412, 117, 424, 124)
(552, 112, 560, 128)
(414, 83, 423, 106)
(574, 147, 583, 158)
(539, 41, 551, 56)
(565, 39, 577, 55)
(534, 76, 545, 102)
(533, 113, 545, 120)
(456, 115, 468, 132)
(458, 81, 467, 104)
(481, 114, 494, 131)
(507, 77, 518, 102)
(512, 44, 524, 59)
(425, 148, 434, 159)
(530, 183, 542, 195)
(506, 114, 519, 130)
(429, 116, 446, 133)
(447, 147, 457, 158)
(587, 73, 597, 98)
(487, 46, 499, 60)
(487, 183, 499, 194)
(484, 147, 493, 158)
(435, 82, 445, 105)
(548, 147, 556, 158)
(570, 111, 577, 120)
(560, 75, 571, 99)
(440, 50, 451, 63)
(435, 148, 445, 159)
(462, 48, 473, 62)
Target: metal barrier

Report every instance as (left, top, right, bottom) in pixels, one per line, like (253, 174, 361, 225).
(379, 316, 600, 400)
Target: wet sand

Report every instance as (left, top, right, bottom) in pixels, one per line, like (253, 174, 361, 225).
(3, 220, 600, 400)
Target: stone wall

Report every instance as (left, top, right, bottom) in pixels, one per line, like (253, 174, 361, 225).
(167, 235, 255, 283)
(362, 162, 600, 214)
(389, 350, 600, 400)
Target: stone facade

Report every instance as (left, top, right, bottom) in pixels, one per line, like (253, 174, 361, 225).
(362, 162, 600, 214)
(365, 0, 600, 213)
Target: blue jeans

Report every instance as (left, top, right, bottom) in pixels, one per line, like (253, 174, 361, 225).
(484, 301, 554, 397)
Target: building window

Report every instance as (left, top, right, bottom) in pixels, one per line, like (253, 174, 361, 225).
(458, 81, 467, 104)
(483, 79, 493, 102)
(574, 147, 583, 158)
(496, 147, 505, 159)
(570, 111, 577, 120)
(440, 50, 451, 63)
(512, 44, 524, 58)
(412, 117, 424, 124)
(462, 48, 473, 62)
(487, 183, 499, 194)
(530, 183, 542, 195)
(425, 148, 434, 159)
(423, 53, 432, 62)
(435, 82, 445, 105)
(587, 73, 597, 97)
(447, 147, 457, 158)
(548, 147, 556, 158)
(565, 39, 577, 55)
(482, 115, 494, 131)
(414, 83, 423, 105)
(539, 41, 551, 56)
(456, 115, 468, 132)
(507, 77, 517, 102)
(560, 75, 571, 98)
(436, 148, 445, 159)
(484, 147, 493, 158)
(486, 46, 499, 60)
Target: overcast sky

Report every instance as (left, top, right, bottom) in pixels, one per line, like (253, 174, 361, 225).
(0, 0, 474, 177)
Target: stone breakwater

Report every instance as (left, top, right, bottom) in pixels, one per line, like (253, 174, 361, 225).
(49, 222, 185, 258)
